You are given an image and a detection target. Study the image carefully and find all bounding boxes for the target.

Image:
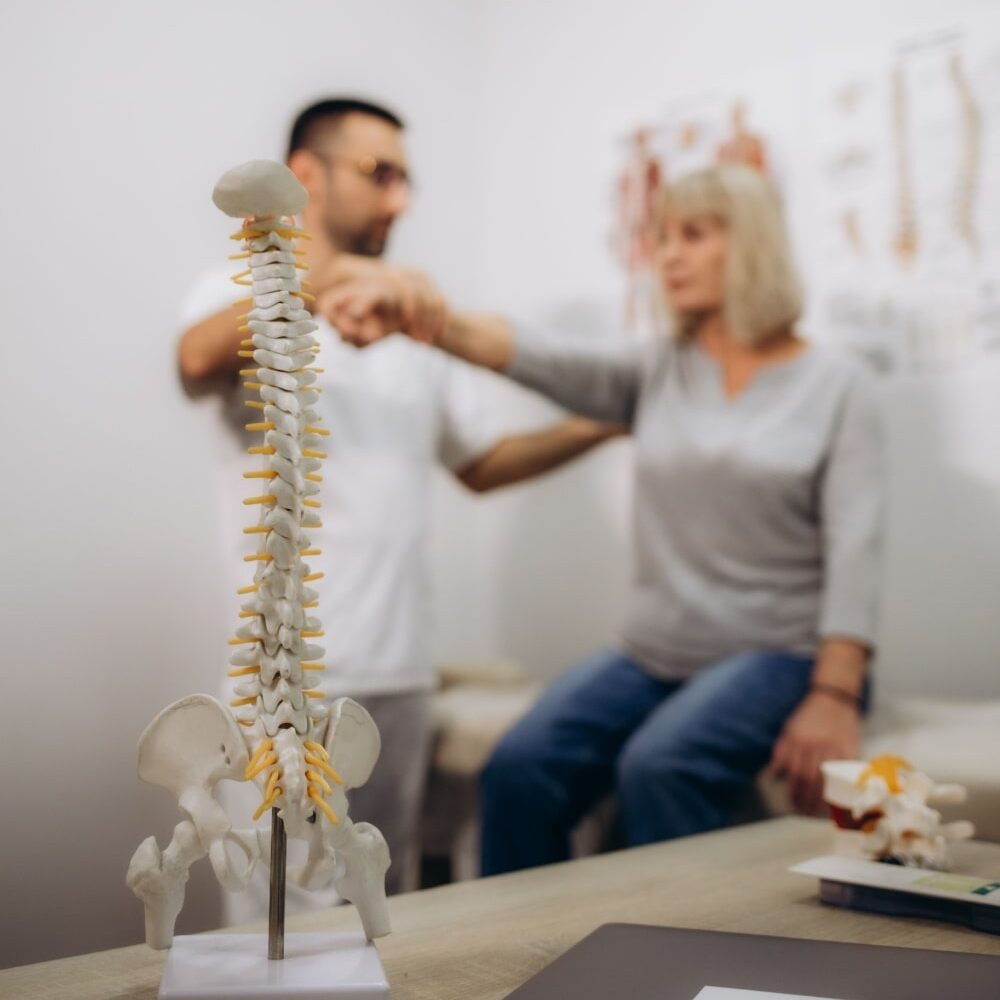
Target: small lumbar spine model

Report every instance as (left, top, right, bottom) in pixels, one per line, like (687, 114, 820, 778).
(822, 755, 974, 869)
(127, 160, 390, 953)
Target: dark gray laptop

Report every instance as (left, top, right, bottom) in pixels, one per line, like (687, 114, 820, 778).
(505, 923, 1000, 998)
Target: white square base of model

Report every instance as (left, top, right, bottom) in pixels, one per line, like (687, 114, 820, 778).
(159, 932, 389, 999)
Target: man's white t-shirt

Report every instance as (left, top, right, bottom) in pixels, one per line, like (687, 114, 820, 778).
(181, 268, 500, 696)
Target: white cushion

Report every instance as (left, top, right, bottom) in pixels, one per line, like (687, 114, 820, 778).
(431, 682, 541, 777)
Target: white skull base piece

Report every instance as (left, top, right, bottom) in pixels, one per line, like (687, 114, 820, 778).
(126, 161, 390, 950)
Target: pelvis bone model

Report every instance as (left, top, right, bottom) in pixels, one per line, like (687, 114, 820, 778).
(126, 161, 390, 951)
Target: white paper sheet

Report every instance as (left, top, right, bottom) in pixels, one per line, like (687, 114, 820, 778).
(694, 989, 846, 1000)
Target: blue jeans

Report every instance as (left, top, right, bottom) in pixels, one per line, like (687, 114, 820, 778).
(480, 648, 814, 875)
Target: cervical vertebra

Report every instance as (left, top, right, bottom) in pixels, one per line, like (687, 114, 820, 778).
(127, 160, 390, 950)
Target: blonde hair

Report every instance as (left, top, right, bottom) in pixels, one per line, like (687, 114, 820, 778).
(658, 165, 803, 345)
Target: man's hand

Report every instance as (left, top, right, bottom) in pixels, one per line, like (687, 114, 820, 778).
(768, 691, 861, 816)
(316, 255, 448, 346)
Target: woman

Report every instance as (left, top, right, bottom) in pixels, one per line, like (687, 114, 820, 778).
(321, 165, 883, 876)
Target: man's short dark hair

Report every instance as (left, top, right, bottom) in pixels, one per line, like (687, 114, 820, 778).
(287, 97, 405, 159)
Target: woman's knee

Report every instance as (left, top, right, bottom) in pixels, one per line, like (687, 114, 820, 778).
(480, 729, 548, 807)
(617, 737, 675, 801)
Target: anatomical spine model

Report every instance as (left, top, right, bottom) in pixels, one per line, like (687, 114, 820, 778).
(822, 755, 973, 869)
(126, 161, 390, 952)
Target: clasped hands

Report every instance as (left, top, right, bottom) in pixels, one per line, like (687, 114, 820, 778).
(315, 254, 448, 347)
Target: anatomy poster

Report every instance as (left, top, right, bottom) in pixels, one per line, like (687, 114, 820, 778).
(807, 28, 1000, 373)
(611, 87, 788, 337)
(612, 20, 1000, 375)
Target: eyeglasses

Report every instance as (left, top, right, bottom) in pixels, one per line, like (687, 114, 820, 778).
(315, 151, 412, 191)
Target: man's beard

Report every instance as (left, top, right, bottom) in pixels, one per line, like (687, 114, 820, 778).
(350, 229, 389, 257)
(327, 217, 391, 258)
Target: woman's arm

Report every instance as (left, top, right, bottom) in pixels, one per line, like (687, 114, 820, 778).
(770, 637, 868, 815)
(770, 368, 885, 814)
(319, 264, 642, 425)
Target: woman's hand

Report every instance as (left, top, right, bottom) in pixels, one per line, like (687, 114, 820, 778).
(768, 690, 861, 816)
(315, 256, 448, 346)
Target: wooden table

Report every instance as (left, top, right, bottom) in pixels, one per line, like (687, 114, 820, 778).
(5, 817, 1000, 999)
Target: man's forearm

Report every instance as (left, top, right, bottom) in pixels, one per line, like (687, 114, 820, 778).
(458, 417, 623, 493)
(178, 302, 247, 382)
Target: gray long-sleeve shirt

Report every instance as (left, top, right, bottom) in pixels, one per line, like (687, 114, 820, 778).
(507, 332, 884, 679)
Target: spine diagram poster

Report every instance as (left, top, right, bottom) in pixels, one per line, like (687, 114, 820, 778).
(610, 19, 1000, 376)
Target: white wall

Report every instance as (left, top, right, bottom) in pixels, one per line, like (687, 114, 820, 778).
(3, 0, 1000, 970)
(0, 0, 486, 967)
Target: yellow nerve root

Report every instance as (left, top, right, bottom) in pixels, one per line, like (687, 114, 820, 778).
(249, 757, 283, 820)
(228, 665, 260, 677)
(252, 784, 282, 821)
(264, 767, 282, 799)
(246, 739, 274, 772)
(308, 788, 339, 826)
(306, 770, 332, 795)
(305, 753, 343, 784)
(304, 741, 330, 761)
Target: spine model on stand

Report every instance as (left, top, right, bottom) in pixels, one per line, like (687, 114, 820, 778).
(126, 161, 390, 955)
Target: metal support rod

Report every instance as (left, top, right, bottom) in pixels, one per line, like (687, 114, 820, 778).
(268, 808, 287, 960)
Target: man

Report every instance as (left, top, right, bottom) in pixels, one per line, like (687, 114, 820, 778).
(178, 97, 619, 908)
